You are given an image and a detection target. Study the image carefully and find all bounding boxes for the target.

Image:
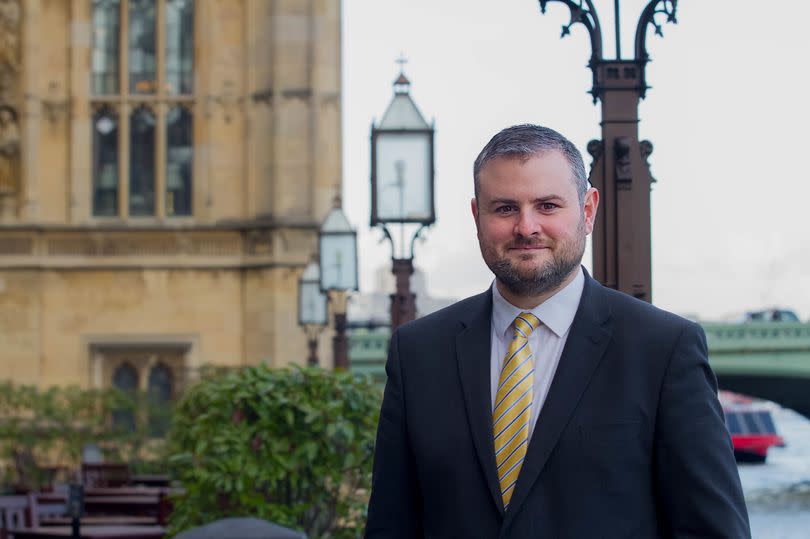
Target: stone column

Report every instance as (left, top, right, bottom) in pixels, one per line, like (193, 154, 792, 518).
(312, 0, 341, 222)
(69, 0, 91, 223)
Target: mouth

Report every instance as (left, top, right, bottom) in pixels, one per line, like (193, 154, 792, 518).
(508, 246, 548, 251)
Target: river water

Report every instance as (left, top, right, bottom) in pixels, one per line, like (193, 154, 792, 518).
(738, 404, 810, 538)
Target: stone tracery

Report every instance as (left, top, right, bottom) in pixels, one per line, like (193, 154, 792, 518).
(0, 0, 20, 215)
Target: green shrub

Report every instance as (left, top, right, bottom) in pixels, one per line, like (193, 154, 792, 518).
(0, 382, 171, 491)
(166, 365, 381, 538)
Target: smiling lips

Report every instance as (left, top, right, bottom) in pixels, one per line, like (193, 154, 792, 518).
(509, 244, 549, 251)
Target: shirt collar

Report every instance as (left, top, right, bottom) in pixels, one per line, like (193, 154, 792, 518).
(491, 266, 585, 339)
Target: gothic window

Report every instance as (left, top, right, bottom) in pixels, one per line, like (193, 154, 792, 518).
(91, 0, 120, 95)
(112, 362, 138, 390)
(166, 106, 192, 216)
(147, 363, 173, 436)
(148, 363, 172, 400)
(128, 0, 157, 94)
(165, 0, 194, 95)
(92, 107, 119, 216)
(129, 106, 156, 215)
(90, 0, 194, 218)
(111, 363, 138, 431)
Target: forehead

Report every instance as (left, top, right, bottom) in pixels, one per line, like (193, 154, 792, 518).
(478, 151, 576, 199)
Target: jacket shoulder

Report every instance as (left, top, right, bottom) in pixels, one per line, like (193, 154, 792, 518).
(594, 281, 700, 334)
(395, 290, 489, 338)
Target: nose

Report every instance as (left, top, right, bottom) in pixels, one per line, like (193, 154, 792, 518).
(514, 209, 540, 238)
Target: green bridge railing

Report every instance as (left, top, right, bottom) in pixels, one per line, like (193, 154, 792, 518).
(349, 322, 810, 381)
(703, 322, 810, 378)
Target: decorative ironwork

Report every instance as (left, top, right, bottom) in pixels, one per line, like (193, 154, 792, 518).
(377, 223, 428, 261)
(640, 140, 656, 184)
(538, 0, 678, 101)
(538, 0, 603, 62)
(635, 0, 678, 62)
(536, 0, 678, 303)
(614, 136, 633, 188)
(586, 139, 603, 175)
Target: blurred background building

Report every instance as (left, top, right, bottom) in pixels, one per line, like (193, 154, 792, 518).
(0, 0, 341, 394)
(347, 266, 456, 381)
(348, 265, 455, 328)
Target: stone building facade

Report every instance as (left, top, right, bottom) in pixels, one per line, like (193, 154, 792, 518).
(0, 0, 341, 395)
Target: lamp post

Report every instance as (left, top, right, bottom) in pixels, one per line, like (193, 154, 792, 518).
(318, 201, 358, 370)
(370, 63, 435, 330)
(298, 260, 328, 367)
(538, 0, 678, 302)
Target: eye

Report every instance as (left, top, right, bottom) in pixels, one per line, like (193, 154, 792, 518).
(539, 202, 558, 211)
(495, 205, 515, 214)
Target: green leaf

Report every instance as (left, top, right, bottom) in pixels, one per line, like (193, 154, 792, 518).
(163, 364, 382, 537)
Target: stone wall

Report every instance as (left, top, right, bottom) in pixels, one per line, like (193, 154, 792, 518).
(0, 0, 342, 388)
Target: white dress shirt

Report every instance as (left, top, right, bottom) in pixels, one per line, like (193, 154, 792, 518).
(490, 267, 584, 441)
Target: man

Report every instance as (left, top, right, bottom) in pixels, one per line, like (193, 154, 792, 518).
(365, 124, 750, 538)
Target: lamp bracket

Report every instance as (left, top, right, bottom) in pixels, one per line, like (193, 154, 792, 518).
(377, 223, 428, 260)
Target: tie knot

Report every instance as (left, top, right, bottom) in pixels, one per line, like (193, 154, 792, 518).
(513, 312, 540, 339)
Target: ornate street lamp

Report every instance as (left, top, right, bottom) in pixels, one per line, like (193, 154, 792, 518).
(538, 0, 678, 302)
(298, 259, 328, 367)
(318, 201, 358, 370)
(370, 62, 435, 330)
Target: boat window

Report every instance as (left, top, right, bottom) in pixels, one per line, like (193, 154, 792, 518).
(756, 411, 777, 434)
(741, 412, 763, 434)
(725, 412, 743, 434)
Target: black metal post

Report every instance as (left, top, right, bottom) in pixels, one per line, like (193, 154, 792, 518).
(333, 312, 349, 370)
(68, 483, 84, 539)
(614, 0, 622, 59)
(307, 337, 319, 367)
(390, 257, 416, 331)
(538, 0, 678, 303)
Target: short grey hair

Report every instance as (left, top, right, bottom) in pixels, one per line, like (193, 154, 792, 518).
(473, 124, 588, 203)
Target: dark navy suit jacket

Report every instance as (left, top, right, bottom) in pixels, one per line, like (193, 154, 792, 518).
(365, 271, 750, 538)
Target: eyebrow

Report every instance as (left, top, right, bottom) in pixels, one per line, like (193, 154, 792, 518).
(488, 195, 566, 206)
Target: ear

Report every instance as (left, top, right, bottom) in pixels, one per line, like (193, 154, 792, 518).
(471, 197, 479, 221)
(583, 187, 599, 235)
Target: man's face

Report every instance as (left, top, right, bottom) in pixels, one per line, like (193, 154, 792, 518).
(471, 151, 598, 299)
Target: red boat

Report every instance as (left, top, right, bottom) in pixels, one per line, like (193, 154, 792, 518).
(719, 390, 784, 463)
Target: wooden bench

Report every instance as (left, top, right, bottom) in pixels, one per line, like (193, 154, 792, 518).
(0, 495, 29, 539)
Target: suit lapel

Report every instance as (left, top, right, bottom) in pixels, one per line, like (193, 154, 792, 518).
(504, 274, 613, 524)
(455, 289, 505, 514)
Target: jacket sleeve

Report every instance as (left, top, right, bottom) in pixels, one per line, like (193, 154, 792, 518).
(653, 321, 751, 538)
(365, 329, 423, 538)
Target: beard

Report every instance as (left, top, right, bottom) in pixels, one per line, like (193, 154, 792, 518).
(479, 217, 586, 298)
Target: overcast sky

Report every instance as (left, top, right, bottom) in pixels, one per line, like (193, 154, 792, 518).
(341, 0, 810, 321)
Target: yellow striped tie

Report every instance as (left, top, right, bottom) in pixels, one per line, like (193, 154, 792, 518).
(493, 312, 540, 510)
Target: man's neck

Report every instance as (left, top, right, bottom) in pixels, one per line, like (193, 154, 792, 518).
(495, 267, 580, 310)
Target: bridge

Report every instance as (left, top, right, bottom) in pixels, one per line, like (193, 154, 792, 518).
(703, 321, 810, 418)
(349, 321, 810, 417)
(349, 328, 389, 384)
